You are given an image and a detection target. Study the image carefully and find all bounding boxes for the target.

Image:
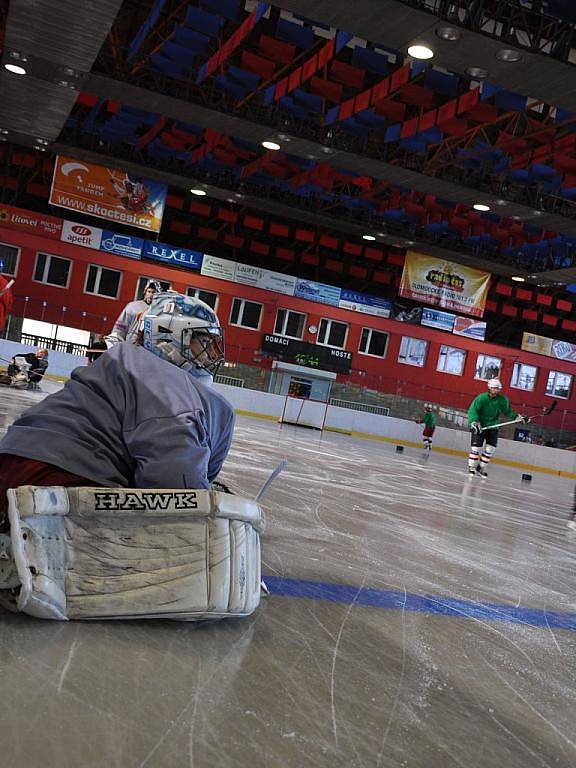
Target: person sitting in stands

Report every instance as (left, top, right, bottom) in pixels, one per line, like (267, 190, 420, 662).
(8, 349, 49, 390)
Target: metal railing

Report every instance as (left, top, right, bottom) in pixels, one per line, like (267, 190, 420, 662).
(329, 398, 391, 417)
(20, 333, 88, 357)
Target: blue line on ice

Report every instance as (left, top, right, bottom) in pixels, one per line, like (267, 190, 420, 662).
(265, 576, 576, 632)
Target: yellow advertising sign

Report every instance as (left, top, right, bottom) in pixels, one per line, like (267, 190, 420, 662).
(49, 156, 167, 233)
(399, 251, 491, 317)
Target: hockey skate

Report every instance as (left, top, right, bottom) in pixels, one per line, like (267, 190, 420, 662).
(0, 485, 264, 621)
(476, 467, 488, 479)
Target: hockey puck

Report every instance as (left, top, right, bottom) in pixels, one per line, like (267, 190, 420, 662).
(395, 445, 404, 453)
(521, 473, 532, 483)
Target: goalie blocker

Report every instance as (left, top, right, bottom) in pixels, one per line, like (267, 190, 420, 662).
(0, 486, 264, 621)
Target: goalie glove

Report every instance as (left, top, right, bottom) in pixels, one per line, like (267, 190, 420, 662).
(470, 421, 482, 435)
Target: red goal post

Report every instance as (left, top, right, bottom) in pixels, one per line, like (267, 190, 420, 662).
(279, 395, 329, 431)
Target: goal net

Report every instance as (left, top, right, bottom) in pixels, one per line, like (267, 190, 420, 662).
(279, 396, 329, 431)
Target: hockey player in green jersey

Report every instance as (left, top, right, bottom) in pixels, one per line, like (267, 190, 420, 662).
(467, 378, 528, 478)
(417, 405, 436, 452)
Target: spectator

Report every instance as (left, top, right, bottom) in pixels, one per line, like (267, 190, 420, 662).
(86, 334, 108, 364)
(8, 349, 49, 390)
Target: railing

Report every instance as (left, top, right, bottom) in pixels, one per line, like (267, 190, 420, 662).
(20, 333, 88, 357)
(214, 375, 245, 388)
(330, 398, 391, 417)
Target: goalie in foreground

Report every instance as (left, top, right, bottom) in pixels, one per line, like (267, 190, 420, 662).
(0, 292, 263, 621)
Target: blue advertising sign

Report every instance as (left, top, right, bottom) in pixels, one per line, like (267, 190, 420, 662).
(421, 307, 456, 332)
(99, 230, 143, 259)
(294, 279, 341, 306)
(339, 290, 392, 317)
(143, 241, 203, 271)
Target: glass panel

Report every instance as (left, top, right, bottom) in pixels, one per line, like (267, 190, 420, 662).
(241, 301, 262, 328)
(98, 267, 121, 298)
(327, 321, 347, 348)
(284, 311, 305, 339)
(46, 256, 70, 287)
(0, 243, 19, 276)
(230, 298, 241, 325)
(274, 309, 286, 335)
(511, 363, 537, 391)
(547, 371, 572, 398)
(318, 318, 329, 344)
(198, 289, 217, 308)
(438, 346, 465, 375)
(368, 330, 388, 357)
(34, 252, 46, 281)
(359, 328, 370, 353)
(85, 265, 97, 293)
(475, 354, 501, 380)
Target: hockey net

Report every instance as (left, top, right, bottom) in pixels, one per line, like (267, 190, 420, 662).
(279, 395, 329, 431)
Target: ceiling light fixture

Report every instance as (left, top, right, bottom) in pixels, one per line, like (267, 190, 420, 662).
(262, 140, 280, 151)
(436, 27, 461, 42)
(511, 276, 525, 282)
(473, 203, 490, 211)
(4, 63, 27, 75)
(362, 234, 376, 241)
(532, 209, 543, 216)
(494, 199, 507, 206)
(36, 138, 49, 146)
(496, 48, 522, 63)
(190, 188, 207, 196)
(276, 134, 291, 142)
(466, 66, 489, 80)
(407, 44, 434, 60)
(0, 129, 8, 135)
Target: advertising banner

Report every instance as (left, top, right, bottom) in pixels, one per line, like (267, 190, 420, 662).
(100, 230, 143, 260)
(0, 203, 62, 239)
(399, 251, 490, 317)
(339, 290, 392, 318)
(258, 269, 297, 296)
(61, 220, 103, 248)
(294, 279, 341, 306)
(261, 334, 352, 374)
(521, 331, 576, 362)
(201, 254, 237, 282)
(50, 156, 167, 232)
(420, 307, 456, 332)
(142, 241, 203, 270)
(392, 303, 423, 324)
(521, 332, 553, 357)
(453, 316, 487, 341)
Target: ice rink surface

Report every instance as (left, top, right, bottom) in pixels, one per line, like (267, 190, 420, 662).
(1, 387, 576, 768)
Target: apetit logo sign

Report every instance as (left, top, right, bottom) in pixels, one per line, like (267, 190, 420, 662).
(60, 220, 102, 248)
(50, 155, 168, 232)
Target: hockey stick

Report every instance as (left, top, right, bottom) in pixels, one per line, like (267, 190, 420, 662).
(480, 400, 557, 431)
(255, 459, 288, 502)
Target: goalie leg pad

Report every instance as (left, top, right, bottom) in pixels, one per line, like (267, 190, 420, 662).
(3, 486, 264, 621)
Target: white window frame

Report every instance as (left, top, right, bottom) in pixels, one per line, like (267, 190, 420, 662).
(546, 370, 573, 399)
(398, 336, 428, 367)
(437, 345, 466, 376)
(0, 242, 20, 277)
(229, 297, 263, 330)
(186, 286, 219, 310)
(475, 354, 502, 381)
(33, 251, 72, 289)
(274, 308, 306, 340)
(84, 264, 123, 300)
(511, 362, 537, 391)
(358, 327, 389, 358)
(134, 276, 171, 299)
(317, 318, 349, 349)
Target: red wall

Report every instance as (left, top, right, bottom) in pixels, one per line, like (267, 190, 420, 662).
(1, 225, 575, 430)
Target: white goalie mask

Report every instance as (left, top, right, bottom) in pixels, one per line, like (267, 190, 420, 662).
(141, 291, 224, 380)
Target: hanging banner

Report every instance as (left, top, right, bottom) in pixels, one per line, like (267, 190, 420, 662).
(339, 290, 392, 318)
(100, 231, 143, 259)
(61, 220, 103, 248)
(399, 251, 490, 317)
(420, 307, 455, 332)
(0, 204, 62, 239)
(142, 241, 203, 270)
(294, 279, 341, 306)
(50, 156, 167, 233)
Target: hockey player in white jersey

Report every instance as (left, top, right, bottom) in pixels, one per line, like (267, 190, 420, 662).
(108, 279, 160, 343)
(0, 292, 263, 621)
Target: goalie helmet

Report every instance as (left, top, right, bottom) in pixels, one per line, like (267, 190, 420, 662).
(487, 378, 502, 390)
(141, 291, 224, 379)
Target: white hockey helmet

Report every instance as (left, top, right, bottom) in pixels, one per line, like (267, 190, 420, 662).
(487, 378, 502, 390)
(141, 291, 224, 378)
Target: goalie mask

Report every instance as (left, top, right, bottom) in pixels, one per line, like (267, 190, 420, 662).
(141, 291, 224, 379)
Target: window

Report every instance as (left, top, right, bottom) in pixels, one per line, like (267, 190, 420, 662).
(134, 276, 171, 299)
(33, 252, 71, 288)
(318, 318, 348, 348)
(85, 264, 122, 299)
(511, 363, 537, 391)
(274, 309, 306, 339)
(398, 336, 428, 367)
(359, 328, 388, 357)
(475, 354, 501, 381)
(230, 298, 262, 329)
(0, 243, 19, 276)
(186, 286, 218, 309)
(546, 371, 572, 399)
(437, 345, 466, 376)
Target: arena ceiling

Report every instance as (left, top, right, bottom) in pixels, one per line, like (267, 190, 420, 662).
(1, 0, 576, 344)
